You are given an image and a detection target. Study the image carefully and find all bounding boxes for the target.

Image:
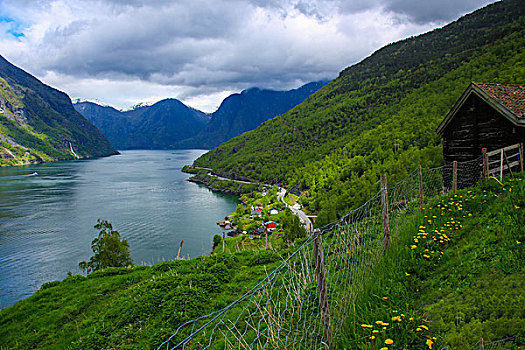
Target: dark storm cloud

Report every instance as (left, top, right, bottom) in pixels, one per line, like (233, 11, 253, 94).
(383, 0, 496, 23)
(0, 0, 498, 110)
(337, 0, 495, 24)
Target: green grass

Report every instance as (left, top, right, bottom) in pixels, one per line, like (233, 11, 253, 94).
(0, 246, 296, 349)
(1, 175, 522, 349)
(339, 174, 524, 349)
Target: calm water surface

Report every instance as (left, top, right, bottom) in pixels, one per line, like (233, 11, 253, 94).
(0, 150, 239, 309)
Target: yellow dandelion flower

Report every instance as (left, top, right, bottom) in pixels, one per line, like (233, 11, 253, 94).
(416, 327, 422, 331)
(376, 320, 384, 325)
(419, 325, 429, 330)
(426, 338, 433, 349)
(361, 324, 373, 328)
(409, 317, 414, 321)
(369, 335, 376, 340)
(382, 297, 388, 300)
(380, 348, 388, 350)
(517, 241, 521, 245)
(405, 272, 411, 276)
(372, 330, 379, 334)
(411, 245, 417, 249)
(385, 339, 394, 345)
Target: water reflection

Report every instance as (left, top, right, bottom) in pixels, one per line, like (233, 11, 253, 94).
(0, 150, 239, 308)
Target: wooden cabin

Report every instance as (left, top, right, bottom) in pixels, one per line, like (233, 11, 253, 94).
(436, 83, 524, 188)
(437, 82, 524, 162)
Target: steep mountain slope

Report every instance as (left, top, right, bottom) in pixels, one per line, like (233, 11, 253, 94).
(75, 99, 209, 149)
(194, 0, 525, 225)
(75, 82, 325, 150)
(0, 55, 117, 166)
(178, 81, 327, 148)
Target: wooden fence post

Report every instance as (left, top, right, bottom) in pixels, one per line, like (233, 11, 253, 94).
(482, 148, 488, 179)
(418, 165, 424, 211)
(313, 230, 332, 348)
(381, 174, 390, 249)
(500, 149, 504, 181)
(452, 161, 458, 192)
(519, 143, 525, 172)
(176, 240, 184, 260)
(222, 232, 225, 253)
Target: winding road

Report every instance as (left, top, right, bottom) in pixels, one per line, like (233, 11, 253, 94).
(189, 166, 313, 232)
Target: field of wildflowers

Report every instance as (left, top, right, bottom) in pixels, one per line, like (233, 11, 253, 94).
(341, 174, 524, 349)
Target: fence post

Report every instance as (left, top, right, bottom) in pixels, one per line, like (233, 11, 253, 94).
(312, 230, 332, 348)
(500, 149, 504, 181)
(176, 240, 184, 260)
(222, 232, 225, 253)
(480, 337, 484, 350)
(482, 148, 488, 179)
(519, 143, 525, 172)
(452, 161, 458, 192)
(381, 174, 390, 249)
(418, 165, 424, 211)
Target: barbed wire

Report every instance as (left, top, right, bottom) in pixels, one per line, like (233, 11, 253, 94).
(157, 156, 502, 349)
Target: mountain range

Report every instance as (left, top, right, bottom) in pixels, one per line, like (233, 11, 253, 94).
(74, 81, 326, 150)
(74, 99, 209, 150)
(0, 55, 117, 166)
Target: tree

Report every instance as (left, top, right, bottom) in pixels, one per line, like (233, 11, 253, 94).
(79, 219, 134, 274)
(282, 214, 307, 243)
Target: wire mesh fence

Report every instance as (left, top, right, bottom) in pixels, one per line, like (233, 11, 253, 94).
(157, 158, 497, 349)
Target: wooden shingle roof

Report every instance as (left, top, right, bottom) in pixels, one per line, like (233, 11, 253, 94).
(437, 82, 525, 134)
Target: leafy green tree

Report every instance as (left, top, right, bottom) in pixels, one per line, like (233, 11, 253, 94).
(282, 214, 307, 243)
(79, 219, 134, 274)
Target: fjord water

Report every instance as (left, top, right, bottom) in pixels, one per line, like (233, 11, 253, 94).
(0, 150, 239, 309)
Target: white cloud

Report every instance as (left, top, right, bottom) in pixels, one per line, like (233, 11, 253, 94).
(0, 0, 496, 112)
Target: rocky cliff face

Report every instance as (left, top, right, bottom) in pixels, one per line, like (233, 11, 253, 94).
(0, 55, 117, 166)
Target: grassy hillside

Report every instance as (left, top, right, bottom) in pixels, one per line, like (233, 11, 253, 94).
(338, 174, 524, 349)
(0, 173, 522, 349)
(0, 56, 117, 167)
(194, 0, 525, 225)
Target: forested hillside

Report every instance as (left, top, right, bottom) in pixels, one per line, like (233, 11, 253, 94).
(178, 81, 327, 149)
(0, 56, 117, 166)
(194, 0, 525, 225)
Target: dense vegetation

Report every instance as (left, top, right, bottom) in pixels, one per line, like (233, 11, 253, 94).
(178, 81, 327, 149)
(194, 0, 525, 226)
(0, 55, 117, 166)
(0, 172, 521, 349)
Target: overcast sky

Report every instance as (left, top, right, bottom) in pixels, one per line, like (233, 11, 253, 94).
(0, 0, 496, 112)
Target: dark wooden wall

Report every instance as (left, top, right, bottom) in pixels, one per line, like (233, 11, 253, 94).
(442, 93, 524, 163)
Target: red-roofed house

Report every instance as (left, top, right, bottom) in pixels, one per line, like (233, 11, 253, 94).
(436, 82, 524, 187)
